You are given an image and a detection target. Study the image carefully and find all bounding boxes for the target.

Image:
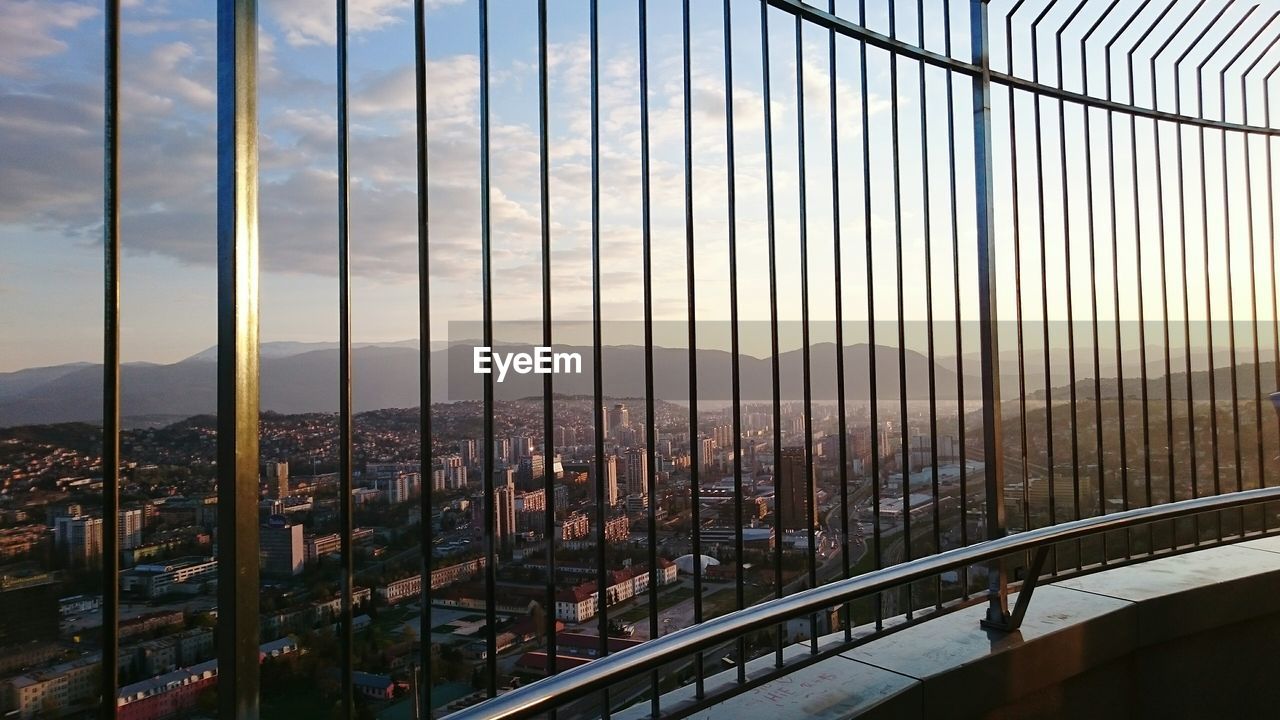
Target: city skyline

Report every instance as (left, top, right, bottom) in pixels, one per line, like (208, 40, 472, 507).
(5, 0, 1280, 717)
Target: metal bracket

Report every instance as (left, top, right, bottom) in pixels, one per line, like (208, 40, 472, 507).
(981, 546, 1049, 632)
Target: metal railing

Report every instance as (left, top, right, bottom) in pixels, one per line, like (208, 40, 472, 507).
(445, 485, 1280, 720)
(86, 0, 1280, 718)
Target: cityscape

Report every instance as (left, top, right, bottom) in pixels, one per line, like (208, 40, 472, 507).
(6, 0, 1280, 718)
(1, 354, 1276, 715)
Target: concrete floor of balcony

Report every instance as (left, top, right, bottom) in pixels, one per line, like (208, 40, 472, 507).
(623, 534, 1280, 720)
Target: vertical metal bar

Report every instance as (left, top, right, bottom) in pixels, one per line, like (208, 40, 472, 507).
(1056, 8, 1091, 560)
(1241, 62, 1266, 509)
(413, 0, 433, 713)
(535, 0, 557, 684)
(1265, 63, 1280, 531)
(1219, 14, 1274, 539)
(722, 0, 748, 681)
(1126, 4, 1186, 556)
(336, 0, 355, 712)
(1187, 4, 1239, 538)
(1155, 104, 1173, 522)
(637, 0, 661, 710)
(1266, 65, 1280, 525)
(1100, 0, 1162, 556)
(758, 0, 785, 667)
(794, 11, 818, 651)
(1221, 103, 1243, 530)
(588, 1, 611, 709)
(680, 0, 705, 697)
(1149, 10, 1193, 542)
(1237, 32, 1280, 526)
(1199, 103, 1222, 537)
(1128, 69, 1152, 532)
(1192, 4, 1247, 543)
(971, 0, 1009, 626)
(1123, 5, 1181, 553)
(1163, 0, 1211, 543)
(1176, 70, 1202, 542)
(916, 0, 943, 611)
(889, 0, 914, 620)
(1215, 16, 1263, 538)
(858, 0, 884, 629)
(828, 0, 854, 633)
(1029, 3, 1055, 545)
(1103, 11, 1135, 552)
(1170, 0, 1218, 545)
(477, 0, 498, 698)
(216, 0, 260, 717)
(943, 0, 970, 600)
(102, 0, 121, 715)
(1006, 1, 1031, 540)
(1081, 2, 1123, 550)
(1225, 106, 1247, 509)
(1106, 96, 1129, 550)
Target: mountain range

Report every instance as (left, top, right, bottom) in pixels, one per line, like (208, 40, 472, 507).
(0, 341, 1273, 428)
(0, 341, 961, 427)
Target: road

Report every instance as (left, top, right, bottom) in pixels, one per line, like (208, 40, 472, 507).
(626, 579, 736, 641)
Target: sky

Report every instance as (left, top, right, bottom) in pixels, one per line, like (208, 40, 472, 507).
(2, 0, 1280, 374)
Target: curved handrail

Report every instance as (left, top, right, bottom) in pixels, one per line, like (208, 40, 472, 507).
(446, 486, 1280, 720)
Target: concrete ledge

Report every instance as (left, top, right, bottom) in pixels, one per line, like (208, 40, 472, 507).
(841, 584, 1135, 719)
(1054, 541, 1280, 646)
(634, 539, 1280, 720)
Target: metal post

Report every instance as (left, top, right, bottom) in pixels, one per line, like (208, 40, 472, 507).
(216, 0, 260, 716)
(535, 0, 557, 687)
(857, 0, 884, 629)
(1006, 0, 1032, 543)
(477, 0, 498, 698)
(412, 0, 433, 714)
(680, 0, 705, 695)
(758, 0, 784, 664)
(828, 0, 853, 629)
(102, 1, 121, 716)
(944, 0, 971, 601)
(795, 10, 818, 648)
(336, 0, 355, 714)
(970, 0, 1009, 628)
(722, 0, 747, 681)
(587, 0, 610, 704)
(637, 0, 661, 709)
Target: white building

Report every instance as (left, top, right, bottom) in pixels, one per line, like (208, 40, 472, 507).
(379, 472, 418, 505)
(119, 508, 143, 550)
(54, 516, 101, 567)
(121, 557, 217, 598)
(5, 655, 99, 719)
(555, 584, 599, 623)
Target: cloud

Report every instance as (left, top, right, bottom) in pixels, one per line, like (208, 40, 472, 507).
(0, 88, 104, 232)
(0, 0, 879, 341)
(122, 41, 217, 115)
(351, 55, 479, 121)
(266, 0, 466, 47)
(0, 1, 98, 78)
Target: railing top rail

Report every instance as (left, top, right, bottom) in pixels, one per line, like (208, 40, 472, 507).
(766, 0, 1280, 135)
(446, 486, 1280, 720)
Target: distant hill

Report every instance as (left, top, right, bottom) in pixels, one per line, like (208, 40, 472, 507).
(0, 363, 93, 402)
(0, 342, 958, 427)
(2, 341, 1272, 428)
(180, 339, 425, 362)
